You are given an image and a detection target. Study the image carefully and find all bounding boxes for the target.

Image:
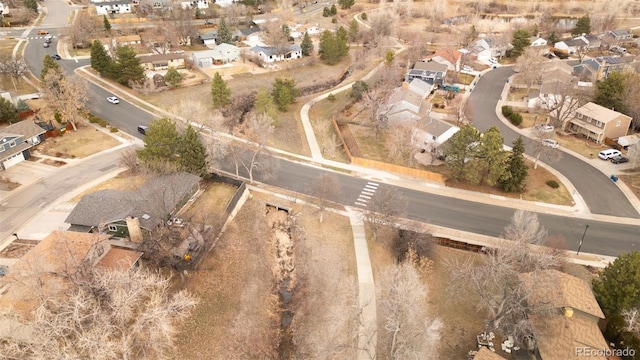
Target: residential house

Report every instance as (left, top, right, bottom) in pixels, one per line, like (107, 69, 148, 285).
(232, 27, 260, 42)
(180, 0, 208, 9)
(404, 61, 447, 86)
(413, 117, 460, 157)
(199, 31, 218, 46)
(530, 37, 548, 47)
(250, 44, 302, 63)
(423, 47, 463, 72)
(0, 231, 143, 340)
(554, 37, 588, 54)
(574, 56, 633, 81)
(520, 270, 609, 360)
(600, 29, 634, 49)
(138, 53, 185, 71)
(99, 34, 142, 54)
(191, 43, 241, 67)
(0, 121, 46, 170)
(583, 34, 602, 49)
(302, 23, 321, 36)
(527, 62, 576, 109)
(92, 0, 132, 16)
(568, 102, 632, 143)
(471, 37, 510, 61)
(386, 79, 433, 125)
(0, 2, 8, 15)
(65, 172, 201, 237)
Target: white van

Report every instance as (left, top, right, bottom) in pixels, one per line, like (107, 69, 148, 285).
(598, 149, 622, 160)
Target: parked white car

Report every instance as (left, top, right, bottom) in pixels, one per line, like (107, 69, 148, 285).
(541, 139, 559, 149)
(535, 124, 554, 133)
(462, 65, 474, 72)
(489, 58, 498, 64)
(598, 149, 622, 160)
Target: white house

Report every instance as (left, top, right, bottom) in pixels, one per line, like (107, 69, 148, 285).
(191, 43, 240, 67)
(180, 0, 208, 9)
(471, 37, 510, 61)
(0, 2, 9, 15)
(250, 45, 302, 63)
(554, 38, 588, 54)
(93, 0, 132, 15)
(302, 23, 322, 36)
(530, 37, 548, 47)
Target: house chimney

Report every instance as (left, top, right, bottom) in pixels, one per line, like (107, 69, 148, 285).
(126, 216, 143, 243)
(402, 81, 409, 90)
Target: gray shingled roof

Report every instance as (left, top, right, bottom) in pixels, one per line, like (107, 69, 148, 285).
(65, 172, 200, 230)
(2, 120, 46, 139)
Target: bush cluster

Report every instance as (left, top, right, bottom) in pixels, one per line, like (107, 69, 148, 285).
(546, 180, 559, 189)
(502, 105, 523, 125)
(88, 113, 109, 128)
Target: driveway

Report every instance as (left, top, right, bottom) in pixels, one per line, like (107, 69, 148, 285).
(466, 67, 639, 218)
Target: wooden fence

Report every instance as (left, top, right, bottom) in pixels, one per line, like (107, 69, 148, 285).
(331, 119, 446, 183)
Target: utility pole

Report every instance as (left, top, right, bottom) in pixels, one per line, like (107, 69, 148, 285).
(576, 224, 589, 255)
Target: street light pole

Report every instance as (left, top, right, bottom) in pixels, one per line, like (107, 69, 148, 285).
(576, 225, 589, 255)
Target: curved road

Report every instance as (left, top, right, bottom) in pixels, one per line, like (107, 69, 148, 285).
(466, 67, 638, 218)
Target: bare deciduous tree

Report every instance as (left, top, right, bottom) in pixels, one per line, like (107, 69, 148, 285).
(447, 210, 562, 345)
(378, 262, 441, 359)
(514, 47, 545, 91)
(66, 10, 99, 49)
(42, 68, 89, 131)
(229, 113, 278, 183)
(365, 187, 407, 240)
(170, 6, 196, 46)
(362, 87, 391, 140)
(312, 173, 342, 223)
(386, 123, 419, 166)
(0, 56, 28, 92)
(0, 267, 197, 360)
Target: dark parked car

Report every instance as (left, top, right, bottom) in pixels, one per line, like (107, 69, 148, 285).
(137, 125, 149, 135)
(52, 54, 61, 60)
(610, 156, 629, 164)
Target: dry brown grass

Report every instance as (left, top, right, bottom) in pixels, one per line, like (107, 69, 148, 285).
(181, 181, 238, 222)
(173, 198, 280, 359)
(555, 133, 608, 159)
(37, 125, 121, 158)
(0, 39, 38, 95)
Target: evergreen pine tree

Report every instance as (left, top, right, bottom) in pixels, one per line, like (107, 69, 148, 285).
(319, 30, 339, 64)
(23, 0, 37, 13)
(164, 67, 183, 87)
(499, 136, 528, 192)
(254, 87, 278, 121)
(216, 17, 233, 45)
(41, 54, 61, 81)
(571, 14, 591, 37)
(114, 46, 145, 86)
(593, 71, 627, 114)
(178, 125, 208, 177)
(272, 78, 297, 112)
(90, 40, 112, 76)
(301, 32, 314, 56)
(137, 118, 180, 168)
(0, 98, 19, 125)
(330, 4, 337, 15)
(210, 72, 231, 109)
(336, 26, 349, 57)
(103, 15, 111, 32)
(348, 19, 359, 42)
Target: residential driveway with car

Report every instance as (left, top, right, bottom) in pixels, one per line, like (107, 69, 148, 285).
(466, 66, 639, 218)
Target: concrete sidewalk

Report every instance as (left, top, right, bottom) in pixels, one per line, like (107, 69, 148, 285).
(347, 208, 377, 360)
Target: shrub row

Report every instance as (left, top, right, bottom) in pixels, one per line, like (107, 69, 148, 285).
(502, 105, 523, 126)
(87, 113, 109, 128)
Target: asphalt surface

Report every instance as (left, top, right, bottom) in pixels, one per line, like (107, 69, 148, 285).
(223, 152, 639, 257)
(466, 66, 639, 218)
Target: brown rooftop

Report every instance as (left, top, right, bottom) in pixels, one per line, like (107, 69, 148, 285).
(95, 247, 143, 271)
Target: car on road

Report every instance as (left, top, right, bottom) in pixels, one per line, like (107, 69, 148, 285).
(598, 149, 622, 160)
(610, 156, 629, 164)
(535, 124, 554, 133)
(43, 42, 49, 48)
(137, 125, 149, 135)
(107, 96, 120, 104)
(52, 54, 61, 60)
(541, 139, 559, 149)
(38, 30, 49, 35)
(45, 38, 51, 44)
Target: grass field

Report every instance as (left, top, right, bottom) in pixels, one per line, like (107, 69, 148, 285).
(37, 125, 121, 159)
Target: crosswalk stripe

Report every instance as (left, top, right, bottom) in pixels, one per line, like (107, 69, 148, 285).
(354, 201, 368, 207)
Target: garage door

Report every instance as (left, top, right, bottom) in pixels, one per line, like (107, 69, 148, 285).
(2, 152, 25, 169)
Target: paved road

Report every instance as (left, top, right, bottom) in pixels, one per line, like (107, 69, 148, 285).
(0, 148, 128, 242)
(229, 154, 639, 257)
(466, 67, 639, 218)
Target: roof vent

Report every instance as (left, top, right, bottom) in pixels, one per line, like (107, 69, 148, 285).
(141, 214, 151, 220)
